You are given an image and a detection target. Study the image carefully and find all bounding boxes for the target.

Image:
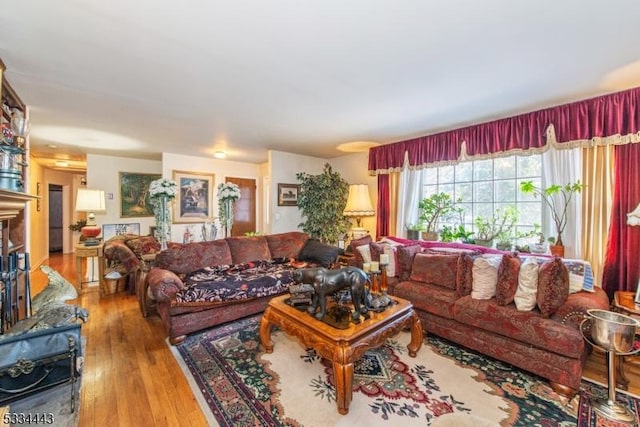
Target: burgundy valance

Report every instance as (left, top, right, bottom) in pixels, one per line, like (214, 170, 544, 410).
(369, 86, 640, 174)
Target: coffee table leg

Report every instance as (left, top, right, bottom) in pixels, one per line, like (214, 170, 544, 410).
(259, 309, 274, 353)
(408, 312, 423, 357)
(333, 359, 353, 415)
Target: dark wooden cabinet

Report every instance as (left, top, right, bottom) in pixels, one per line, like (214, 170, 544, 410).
(0, 58, 37, 330)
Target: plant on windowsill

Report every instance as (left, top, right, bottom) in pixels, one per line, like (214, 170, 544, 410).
(519, 180, 585, 257)
(405, 223, 424, 241)
(440, 224, 475, 244)
(418, 193, 461, 241)
(472, 205, 519, 248)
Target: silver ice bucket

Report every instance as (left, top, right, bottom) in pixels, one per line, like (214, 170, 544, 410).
(586, 309, 639, 353)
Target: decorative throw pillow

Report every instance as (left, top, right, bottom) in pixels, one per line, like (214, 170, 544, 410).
(471, 256, 502, 300)
(537, 257, 570, 317)
(409, 253, 458, 290)
(456, 253, 475, 297)
(356, 244, 372, 264)
(514, 256, 539, 311)
(495, 253, 521, 306)
(348, 235, 373, 267)
(369, 242, 398, 277)
(396, 244, 423, 281)
(298, 239, 342, 267)
(124, 235, 161, 259)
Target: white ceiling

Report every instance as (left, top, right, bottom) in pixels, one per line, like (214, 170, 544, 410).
(2, 0, 640, 168)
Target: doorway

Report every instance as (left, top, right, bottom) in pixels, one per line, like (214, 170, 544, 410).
(226, 177, 256, 236)
(49, 184, 63, 252)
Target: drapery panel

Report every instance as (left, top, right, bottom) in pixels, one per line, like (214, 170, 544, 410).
(368, 86, 640, 174)
(602, 143, 640, 299)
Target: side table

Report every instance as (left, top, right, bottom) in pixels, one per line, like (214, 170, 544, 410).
(74, 243, 105, 292)
(612, 291, 640, 390)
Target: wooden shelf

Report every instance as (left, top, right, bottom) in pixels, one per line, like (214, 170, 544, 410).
(0, 189, 37, 220)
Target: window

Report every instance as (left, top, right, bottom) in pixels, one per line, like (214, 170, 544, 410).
(422, 154, 542, 237)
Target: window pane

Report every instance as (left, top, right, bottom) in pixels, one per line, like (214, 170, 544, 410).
(474, 182, 493, 202)
(455, 162, 472, 182)
(423, 168, 438, 185)
(439, 184, 454, 196)
(495, 180, 516, 202)
(473, 159, 493, 181)
(494, 157, 515, 179)
(455, 183, 473, 203)
(423, 185, 438, 198)
(474, 203, 494, 220)
(518, 155, 541, 178)
(439, 165, 454, 183)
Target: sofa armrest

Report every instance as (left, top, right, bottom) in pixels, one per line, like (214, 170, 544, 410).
(103, 239, 141, 272)
(146, 267, 185, 303)
(551, 287, 610, 329)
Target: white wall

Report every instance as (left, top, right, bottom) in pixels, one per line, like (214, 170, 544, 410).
(86, 154, 162, 239)
(330, 152, 378, 240)
(267, 150, 326, 235)
(162, 153, 261, 242)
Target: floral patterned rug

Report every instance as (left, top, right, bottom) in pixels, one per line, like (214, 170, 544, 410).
(170, 315, 639, 426)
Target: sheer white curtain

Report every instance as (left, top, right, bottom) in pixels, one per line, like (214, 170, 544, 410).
(395, 167, 423, 237)
(541, 146, 582, 259)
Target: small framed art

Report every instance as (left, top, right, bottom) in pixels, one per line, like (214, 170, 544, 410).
(277, 183, 300, 206)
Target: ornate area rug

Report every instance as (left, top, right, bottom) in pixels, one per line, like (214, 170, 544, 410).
(169, 315, 639, 426)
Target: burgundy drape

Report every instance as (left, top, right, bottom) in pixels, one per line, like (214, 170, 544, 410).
(602, 143, 640, 299)
(368, 86, 640, 173)
(376, 174, 389, 238)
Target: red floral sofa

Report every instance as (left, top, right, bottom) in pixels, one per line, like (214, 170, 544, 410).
(146, 232, 340, 344)
(348, 236, 609, 397)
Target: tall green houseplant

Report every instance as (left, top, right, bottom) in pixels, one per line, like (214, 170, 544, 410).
(520, 180, 585, 248)
(296, 164, 351, 245)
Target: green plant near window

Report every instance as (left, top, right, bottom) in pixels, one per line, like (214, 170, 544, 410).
(473, 206, 519, 247)
(418, 193, 461, 238)
(519, 180, 585, 247)
(296, 163, 351, 245)
(440, 224, 474, 243)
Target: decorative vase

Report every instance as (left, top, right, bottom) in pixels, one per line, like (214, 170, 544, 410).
(549, 245, 564, 257)
(159, 196, 169, 250)
(223, 199, 234, 238)
(421, 231, 438, 241)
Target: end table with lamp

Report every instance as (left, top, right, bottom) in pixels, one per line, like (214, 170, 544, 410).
(74, 242, 105, 292)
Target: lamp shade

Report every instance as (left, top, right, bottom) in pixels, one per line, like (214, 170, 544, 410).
(627, 203, 640, 226)
(343, 184, 375, 217)
(342, 184, 376, 228)
(75, 188, 106, 228)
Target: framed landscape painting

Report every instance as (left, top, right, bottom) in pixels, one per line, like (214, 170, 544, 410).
(173, 170, 214, 223)
(119, 172, 161, 217)
(277, 183, 300, 206)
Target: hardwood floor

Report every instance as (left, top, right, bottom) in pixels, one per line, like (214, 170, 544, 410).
(30, 253, 639, 426)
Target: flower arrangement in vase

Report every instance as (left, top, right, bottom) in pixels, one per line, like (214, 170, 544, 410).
(217, 182, 241, 237)
(149, 178, 178, 250)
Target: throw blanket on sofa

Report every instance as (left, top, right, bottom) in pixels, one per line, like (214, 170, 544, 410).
(177, 260, 294, 303)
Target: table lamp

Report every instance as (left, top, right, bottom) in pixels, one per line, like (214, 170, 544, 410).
(343, 184, 375, 239)
(75, 188, 106, 246)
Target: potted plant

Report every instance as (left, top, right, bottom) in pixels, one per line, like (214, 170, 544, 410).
(495, 231, 513, 251)
(296, 163, 351, 245)
(440, 224, 474, 243)
(520, 180, 585, 257)
(405, 223, 423, 240)
(472, 206, 519, 248)
(418, 193, 460, 241)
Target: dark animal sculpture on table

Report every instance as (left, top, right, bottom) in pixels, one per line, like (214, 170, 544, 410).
(293, 266, 370, 321)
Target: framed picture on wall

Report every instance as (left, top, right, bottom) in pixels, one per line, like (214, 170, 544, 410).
(119, 172, 161, 217)
(102, 223, 141, 241)
(635, 280, 640, 304)
(277, 183, 300, 206)
(173, 170, 215, 223)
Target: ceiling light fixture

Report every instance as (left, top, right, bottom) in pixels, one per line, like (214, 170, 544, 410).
(55, 160, 69, 167)
(214, 151, 226, 159)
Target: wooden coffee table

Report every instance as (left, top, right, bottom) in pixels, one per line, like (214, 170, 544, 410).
(259, 294, 423, 415)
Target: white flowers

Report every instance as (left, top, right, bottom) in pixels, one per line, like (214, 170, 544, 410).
(216, 182, 241, 202)
(149, 178, 178, 199)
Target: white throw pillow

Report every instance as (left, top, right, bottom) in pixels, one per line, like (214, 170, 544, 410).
(471, 256, 502, 299)
(356, 244, 372, 263)
(514, 256, 539, 311)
